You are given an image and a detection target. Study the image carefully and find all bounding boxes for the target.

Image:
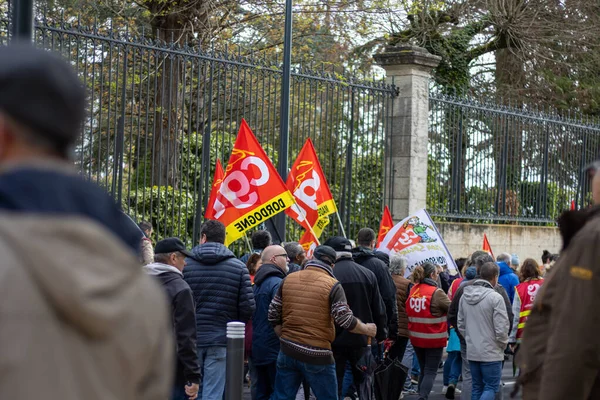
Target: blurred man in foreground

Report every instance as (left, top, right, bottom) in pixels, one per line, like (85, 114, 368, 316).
(0, 44, 172, 399)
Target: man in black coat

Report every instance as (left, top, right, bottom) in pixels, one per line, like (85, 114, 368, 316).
(184, 220, 255, 400)
(144, 238, 201, 400)
(352, 228, 398, 343)
(325, 236, 387, 398)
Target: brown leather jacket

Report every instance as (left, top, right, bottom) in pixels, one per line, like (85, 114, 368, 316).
(517, 207, 600, 400)
(392, 274, 410, 338)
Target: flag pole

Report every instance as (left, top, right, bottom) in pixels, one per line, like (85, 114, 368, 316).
(243, 233, 252, 253)
(335, 211, 347, 238)
(305, 221, 321, 246)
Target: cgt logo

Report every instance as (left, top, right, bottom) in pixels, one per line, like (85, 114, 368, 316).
(214, 155, 270, 218)
(409, 296, 427, 313)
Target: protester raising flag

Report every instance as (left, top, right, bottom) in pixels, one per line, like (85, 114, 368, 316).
(376, 205, 393, 246)
(483, 233, 494, 258)
(377, 209, 457, 277)
(204, 159, 225, 220)
(286, 138, 337, 238)
(210, 119, 294, 246)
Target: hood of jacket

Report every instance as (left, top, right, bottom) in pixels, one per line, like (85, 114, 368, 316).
(254, 263, 286, 285)
(0, 212, 145, 341)
(462, 280, 495, 305)
(189, 242, 237, 265)
(351, 246, 376, 264)
(497, 262, 513, 277)
(558, 205, 600, 250)
(144, 262, 183, 276)
(0, 160, 151, 340)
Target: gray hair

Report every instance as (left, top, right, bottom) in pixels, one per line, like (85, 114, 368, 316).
(389, 255, 407, 276)
(284, 242, 304, 261)
(154, 252, 174, 264)
(496, 252, 511, 263)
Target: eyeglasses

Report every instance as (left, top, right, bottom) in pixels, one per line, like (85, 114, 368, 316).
(274, 254, 289, 259)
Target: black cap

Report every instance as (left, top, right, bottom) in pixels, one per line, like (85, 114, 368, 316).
(313, 245, 337, 266)
(0, 43, 86, 155)
(155, 238, 193, 258)
(323, 236, 352, 252)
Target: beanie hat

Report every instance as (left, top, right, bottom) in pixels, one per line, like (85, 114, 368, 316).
(511, 254, 520, 267)
(465, 266, 477, 280)
(323, 236, 352, 252)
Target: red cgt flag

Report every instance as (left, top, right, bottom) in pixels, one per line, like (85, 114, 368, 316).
(210, 119, 295, 246)
(376, 205, 393, 246)
(285, 138, 337, 238)
(204, 159, 225, 220)
(299, 229, 318, 259)
(483, 233, 494, 259)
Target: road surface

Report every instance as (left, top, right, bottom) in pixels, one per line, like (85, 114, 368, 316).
(242, 359, 521, 399)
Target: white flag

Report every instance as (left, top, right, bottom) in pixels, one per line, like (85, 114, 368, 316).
(377, 209, 457, 278)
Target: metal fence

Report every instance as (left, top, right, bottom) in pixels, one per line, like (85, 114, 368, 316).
(428, 93, 600, 224)
(1, 10, 397, 250)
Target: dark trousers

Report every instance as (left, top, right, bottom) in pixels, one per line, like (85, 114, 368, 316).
(333, 346, 366, 398)
(388, 336, 409, 362)
(254, 362, 277, 400)
(414, 346, 444, 400)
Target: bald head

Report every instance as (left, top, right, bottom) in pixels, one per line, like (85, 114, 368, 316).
(262, 245, 288, 271)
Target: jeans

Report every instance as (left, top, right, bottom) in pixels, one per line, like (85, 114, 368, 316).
(388, 336, 409, 363)
(414, 346, 444, 400)
(197, 346, 227, 400)
(470, 361, 502, 400)
(253, 362, 277, 400)
(333, 346, 365, 398)
(443, 351, 462, 386)
(272, 352, 338, 400)
(401, 341, 416, 389)
(341, 362, 354, 398)
(461, 343, 472, 400)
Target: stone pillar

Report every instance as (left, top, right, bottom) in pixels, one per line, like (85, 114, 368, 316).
(374, 45, 441, 221)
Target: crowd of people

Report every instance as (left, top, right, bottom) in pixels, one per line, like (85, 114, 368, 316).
(3, 43, 600, 400)
(141, 215, 564, 400)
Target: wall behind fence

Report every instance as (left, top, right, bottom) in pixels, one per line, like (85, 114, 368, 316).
(437, 222, 561, 267)
(0, 10, 397, 251)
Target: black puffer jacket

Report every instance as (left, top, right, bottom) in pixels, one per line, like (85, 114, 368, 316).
(184, 242, 255, 347)
(352, 247, 398, 339)
(332, 255, 387, 346)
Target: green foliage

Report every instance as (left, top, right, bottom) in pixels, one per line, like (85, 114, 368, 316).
(125, 185, 196, 248)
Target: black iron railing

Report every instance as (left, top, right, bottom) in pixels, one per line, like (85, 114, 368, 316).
(428, 93, 600, 224)
(1, 10, 397, 251)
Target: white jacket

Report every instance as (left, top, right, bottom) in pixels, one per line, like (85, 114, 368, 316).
(458, 280, 509, 362)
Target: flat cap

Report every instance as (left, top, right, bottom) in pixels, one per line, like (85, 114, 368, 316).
(313, 245, 337, 266)
(0, 43, 86, 154)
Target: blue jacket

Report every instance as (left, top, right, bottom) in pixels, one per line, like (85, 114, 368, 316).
(252, 263, 286, 365)
(184, 242, 255, 347)
(497, 262, 519, 305)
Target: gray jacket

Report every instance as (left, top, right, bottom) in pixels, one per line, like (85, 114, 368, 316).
(458, 280, 509, 362)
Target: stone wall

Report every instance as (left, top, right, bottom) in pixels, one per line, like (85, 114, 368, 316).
(436, 222, 562, 265)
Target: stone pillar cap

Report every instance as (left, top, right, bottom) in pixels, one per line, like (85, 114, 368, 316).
(374, 45, 441, 69)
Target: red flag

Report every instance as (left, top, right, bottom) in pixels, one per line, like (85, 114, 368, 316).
(286, 138, 337, 238)
(571, 200, 576, 211)
(376, 206, 393, 246)
(210, 119, 295, 246)
(483, 234, 494, 258)
(204, 159, 225, 220)
(299, 230, 318, 259)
